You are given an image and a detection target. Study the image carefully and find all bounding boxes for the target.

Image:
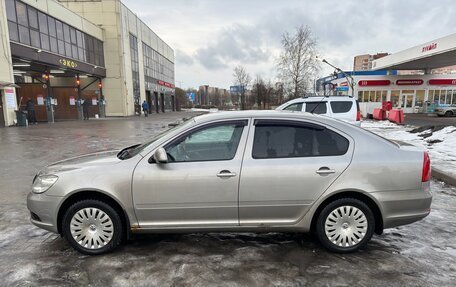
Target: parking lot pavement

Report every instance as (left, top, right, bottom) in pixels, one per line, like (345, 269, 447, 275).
(405, 113, 456, 127)
(1, 112, 455, 286)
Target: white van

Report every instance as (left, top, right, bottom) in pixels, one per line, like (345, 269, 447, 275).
(276, 96, 361, 126)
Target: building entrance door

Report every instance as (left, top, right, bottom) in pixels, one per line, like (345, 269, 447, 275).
(401, 93, 415, 113)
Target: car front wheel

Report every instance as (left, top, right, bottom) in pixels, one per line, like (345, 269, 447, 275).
(445, 111, 454, 117)
(62, 199, 123, 255)
(316, 198, 375, 253)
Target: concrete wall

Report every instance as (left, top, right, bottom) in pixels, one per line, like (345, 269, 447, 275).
(0, 0, 17, 126)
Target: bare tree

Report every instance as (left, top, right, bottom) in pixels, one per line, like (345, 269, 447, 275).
(277, 25, 320, 100)
(232, 66, 251, 110)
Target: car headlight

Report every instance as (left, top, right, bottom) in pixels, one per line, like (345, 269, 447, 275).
(32, 175, 59, 194)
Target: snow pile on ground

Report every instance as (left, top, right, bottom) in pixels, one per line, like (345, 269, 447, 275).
(362, 120, 456, 175)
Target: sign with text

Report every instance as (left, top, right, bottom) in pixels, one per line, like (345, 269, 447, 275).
(186, 92, 196, 102)
(396, 79, 424, 86)
(358, 80, 391, 86)
(230, 85, 245, 94)
(429, 79, 456, 85)
(5, 88, 17, 109)
(157, 80, 175, 88)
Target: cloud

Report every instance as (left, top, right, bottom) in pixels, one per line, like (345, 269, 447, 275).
(175, 49, 194, 66)
(194, 24, 271, 70)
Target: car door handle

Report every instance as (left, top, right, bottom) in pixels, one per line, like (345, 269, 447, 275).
(217, 170, 237, 178)
(316, 167, 336, 175)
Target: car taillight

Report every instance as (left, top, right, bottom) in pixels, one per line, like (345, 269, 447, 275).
(356, 111, 361, 121)
(422, 152, 431, 182)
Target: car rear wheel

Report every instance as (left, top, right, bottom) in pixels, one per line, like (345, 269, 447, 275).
(316, 198, 375, 253)
(445, 111, 453, 117)
(62, 199, 123, 255)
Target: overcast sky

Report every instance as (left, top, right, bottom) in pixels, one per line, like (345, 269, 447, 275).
(123, 0, 456, 90)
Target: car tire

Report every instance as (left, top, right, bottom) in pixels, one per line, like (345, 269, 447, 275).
(445, 111, 453, 117)
(316, 198, 375, 253)
(62, 199, 123, 255)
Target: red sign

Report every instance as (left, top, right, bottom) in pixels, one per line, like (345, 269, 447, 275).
(157, 80, 175, 88)
(396, 79, 424, 86)
(422, 43, 437, 53)
(358, 80, 391, 86)
(429, 79, 456, 86)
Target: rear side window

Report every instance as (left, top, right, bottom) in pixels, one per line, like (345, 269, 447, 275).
(283, 103, 303, 111)
(330, 101, 353, 113)
(305, 102, 327, 114)
(252, 121, 349, 159)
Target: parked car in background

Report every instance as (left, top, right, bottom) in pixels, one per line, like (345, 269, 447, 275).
(434, 105, 456, 117)
(27, 111, 431, 255)
(276, 96, 361, 125)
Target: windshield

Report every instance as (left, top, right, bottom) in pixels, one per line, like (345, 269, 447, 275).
(117, 119, 194, 160)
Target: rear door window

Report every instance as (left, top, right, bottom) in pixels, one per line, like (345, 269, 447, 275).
(283, 103, 303, 111)
(252, 120, 349, 159)
(305, 102, 327, 114)
(330, 101, 353, 113)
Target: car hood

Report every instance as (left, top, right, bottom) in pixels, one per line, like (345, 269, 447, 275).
(41, 150, 121, 174)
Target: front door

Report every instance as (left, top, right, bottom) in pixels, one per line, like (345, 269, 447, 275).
(401, 93, 415, 113)
(239, 119, 353, 226)
(132, 120, 249, 228)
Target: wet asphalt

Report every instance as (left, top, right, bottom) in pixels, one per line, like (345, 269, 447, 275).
(0, 112, 455, 287)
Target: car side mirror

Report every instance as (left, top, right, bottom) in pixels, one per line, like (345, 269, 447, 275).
(151, 147, 168, 164)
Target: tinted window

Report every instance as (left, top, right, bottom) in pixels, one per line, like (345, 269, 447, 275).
(6, 0, 16, 22)
(252, 122, 349, 159)
(18, 25, 30, 45)
(8, 22, 19, 41)
(30, 29, 40, 47)
(166, 122, 245, 162)
(283, 103, 303, 111)
(305, 102, 327, 114)
(38, 12, 48, 34)
(16, 1, 27, 26)
(28, 7, 38, 29)
(48, 17, 56, 37)
(331, 101, 353, 113)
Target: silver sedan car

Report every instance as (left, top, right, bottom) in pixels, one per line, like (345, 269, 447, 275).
(27, 111, 432, 255)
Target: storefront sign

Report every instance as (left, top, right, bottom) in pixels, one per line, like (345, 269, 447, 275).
(428, 79, 456, 85)
(69, 96, 75, 106)
(157, 80, 175, 88)
(422, 43, 437, 53)
(396, 79, 424, 85)
(37, 95, 44, 105)
(59, 58, 78, 68)
(4, 88, 17, 109)
(358, 80, 391, 86)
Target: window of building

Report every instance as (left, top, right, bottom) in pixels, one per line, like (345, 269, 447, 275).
(391, 90, 400, 107)
(252, 121, 349, 159)
(6, 0, 17, 22)
(166, 122, 245, 162)
(6, 0, 104, 66)
(130, 34, 140, 104)
(415, 90, 425, 108)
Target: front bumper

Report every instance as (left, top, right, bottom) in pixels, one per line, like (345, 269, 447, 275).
(27, 192, 63, 233)
(372, 183, 432, 229)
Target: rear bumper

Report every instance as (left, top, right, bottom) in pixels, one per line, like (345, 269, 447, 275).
(27, 192, 62, 233)
(372, 183, 432, 229)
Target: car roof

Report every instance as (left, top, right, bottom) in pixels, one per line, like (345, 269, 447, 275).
(193, 110, 339, 125)
(289, 96, 356, 103)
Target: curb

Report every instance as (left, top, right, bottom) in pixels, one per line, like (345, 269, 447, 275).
(432, 167, 456, 187)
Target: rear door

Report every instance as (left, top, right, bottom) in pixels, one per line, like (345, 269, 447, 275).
(239, 118, 354, 226)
